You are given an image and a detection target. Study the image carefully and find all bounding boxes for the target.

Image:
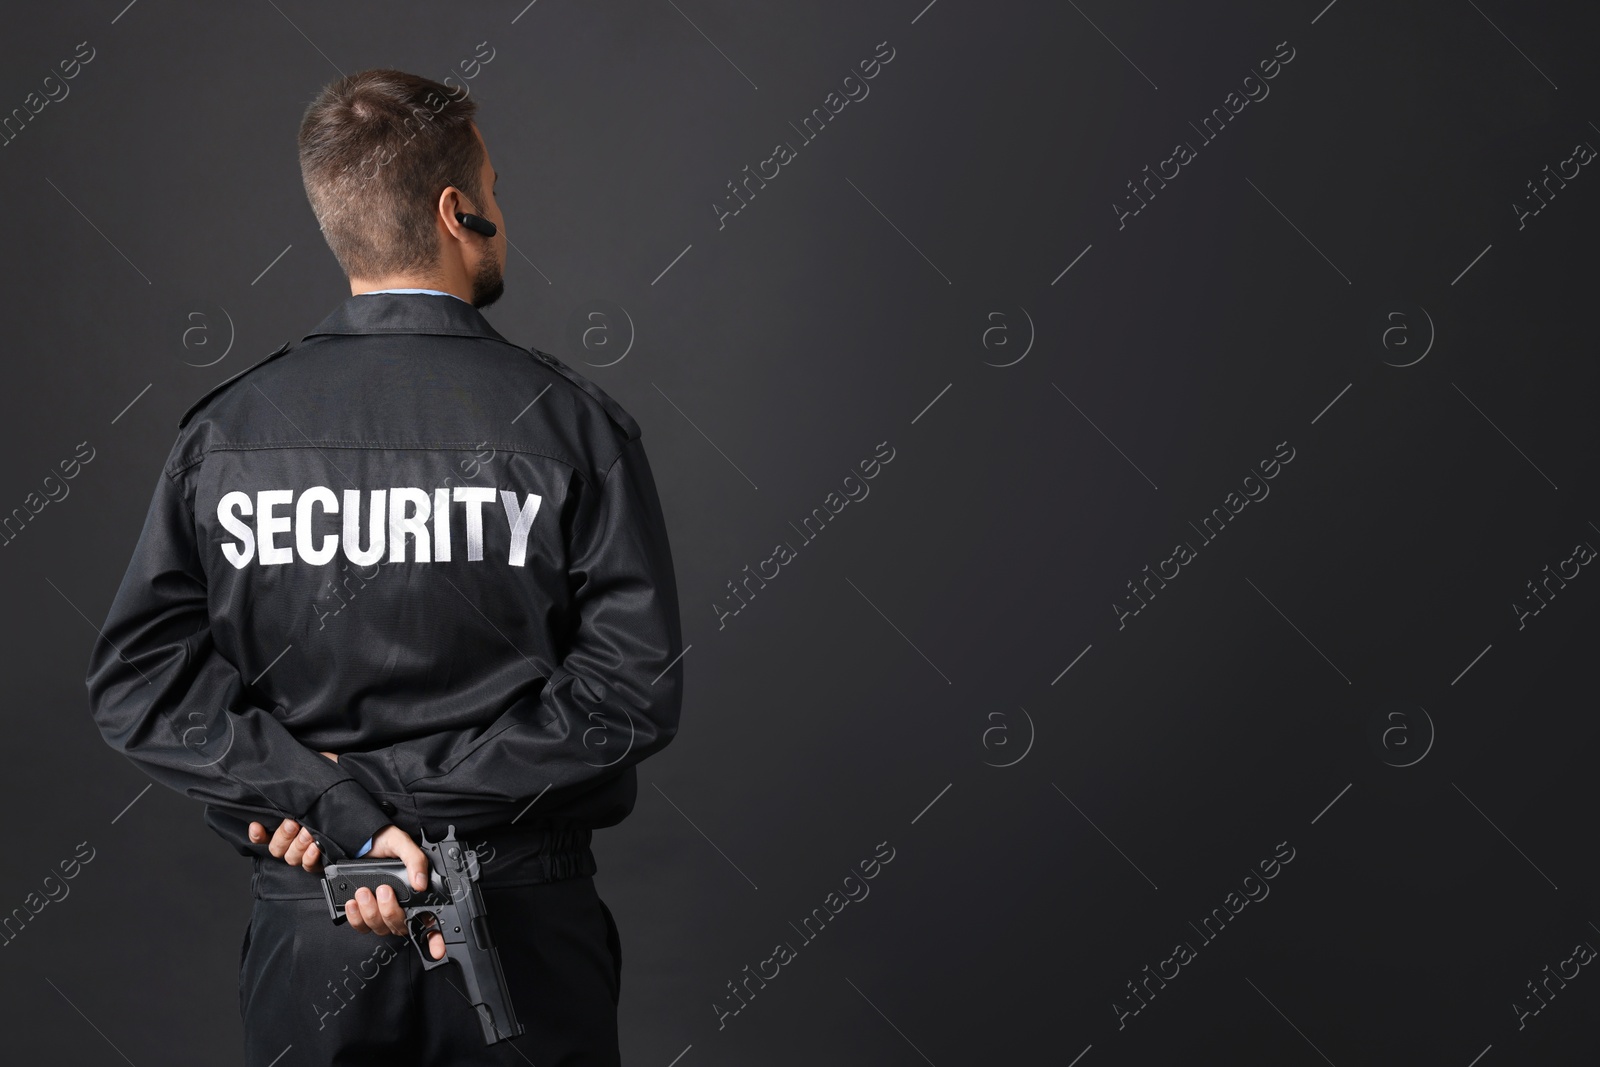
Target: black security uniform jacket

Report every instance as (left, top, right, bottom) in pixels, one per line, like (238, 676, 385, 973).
(84, 293, 684, 862)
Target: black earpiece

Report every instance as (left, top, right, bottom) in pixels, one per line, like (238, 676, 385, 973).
(455, 211, 498, 237)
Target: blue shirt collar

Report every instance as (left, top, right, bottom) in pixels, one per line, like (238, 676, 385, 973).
(357, 287, 469, 303)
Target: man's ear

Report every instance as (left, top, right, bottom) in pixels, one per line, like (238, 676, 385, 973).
(437, 187, 466, 238)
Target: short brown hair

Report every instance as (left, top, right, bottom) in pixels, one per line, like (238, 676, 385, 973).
(298, 69, 485, 279)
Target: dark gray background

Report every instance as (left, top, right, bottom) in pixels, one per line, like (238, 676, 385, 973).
(3, 1, 1597, 1063)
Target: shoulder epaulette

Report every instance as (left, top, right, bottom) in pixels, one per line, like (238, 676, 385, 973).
(528, 346, 641, 441)
(177, 341, 294, 429)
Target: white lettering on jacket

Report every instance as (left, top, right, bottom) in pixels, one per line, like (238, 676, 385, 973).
(216, 487, 543, 569)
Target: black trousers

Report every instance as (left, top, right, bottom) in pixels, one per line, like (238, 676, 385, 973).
(238, 827, 622, 1066)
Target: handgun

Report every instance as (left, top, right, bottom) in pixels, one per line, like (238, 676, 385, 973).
(321, 823, 524, 1045)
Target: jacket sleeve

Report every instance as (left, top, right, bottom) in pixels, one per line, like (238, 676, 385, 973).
(338, 434, 685, 819)
(84, 461, 393, 860)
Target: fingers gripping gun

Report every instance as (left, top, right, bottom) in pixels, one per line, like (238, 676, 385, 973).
(321, 824, 524, 1045)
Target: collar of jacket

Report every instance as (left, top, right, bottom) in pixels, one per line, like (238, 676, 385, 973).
(301, 291, 511, 345)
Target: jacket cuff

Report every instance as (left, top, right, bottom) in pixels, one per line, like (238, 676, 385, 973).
(303, 778, 392, 860)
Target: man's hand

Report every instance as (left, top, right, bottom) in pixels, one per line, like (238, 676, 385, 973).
(240, 752, 349, 872)
(248, 817, 327, 873)
(346, 825, 445, 960)
(244, 820, 444, 959)
(241, 753, 346, 873)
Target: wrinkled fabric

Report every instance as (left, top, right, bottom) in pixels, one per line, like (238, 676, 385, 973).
(85, 293, 684, 861)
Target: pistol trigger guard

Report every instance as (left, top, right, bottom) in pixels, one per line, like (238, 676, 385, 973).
(408, 911, 449, 969)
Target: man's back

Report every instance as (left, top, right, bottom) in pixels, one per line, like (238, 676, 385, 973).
(87, 291, 685, 858)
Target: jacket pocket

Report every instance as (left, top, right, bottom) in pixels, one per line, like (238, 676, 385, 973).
(435, 715, 521, 777)
(428, 685, 552, 780)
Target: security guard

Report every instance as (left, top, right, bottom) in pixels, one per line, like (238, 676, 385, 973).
(84, 69, 683, 1065)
